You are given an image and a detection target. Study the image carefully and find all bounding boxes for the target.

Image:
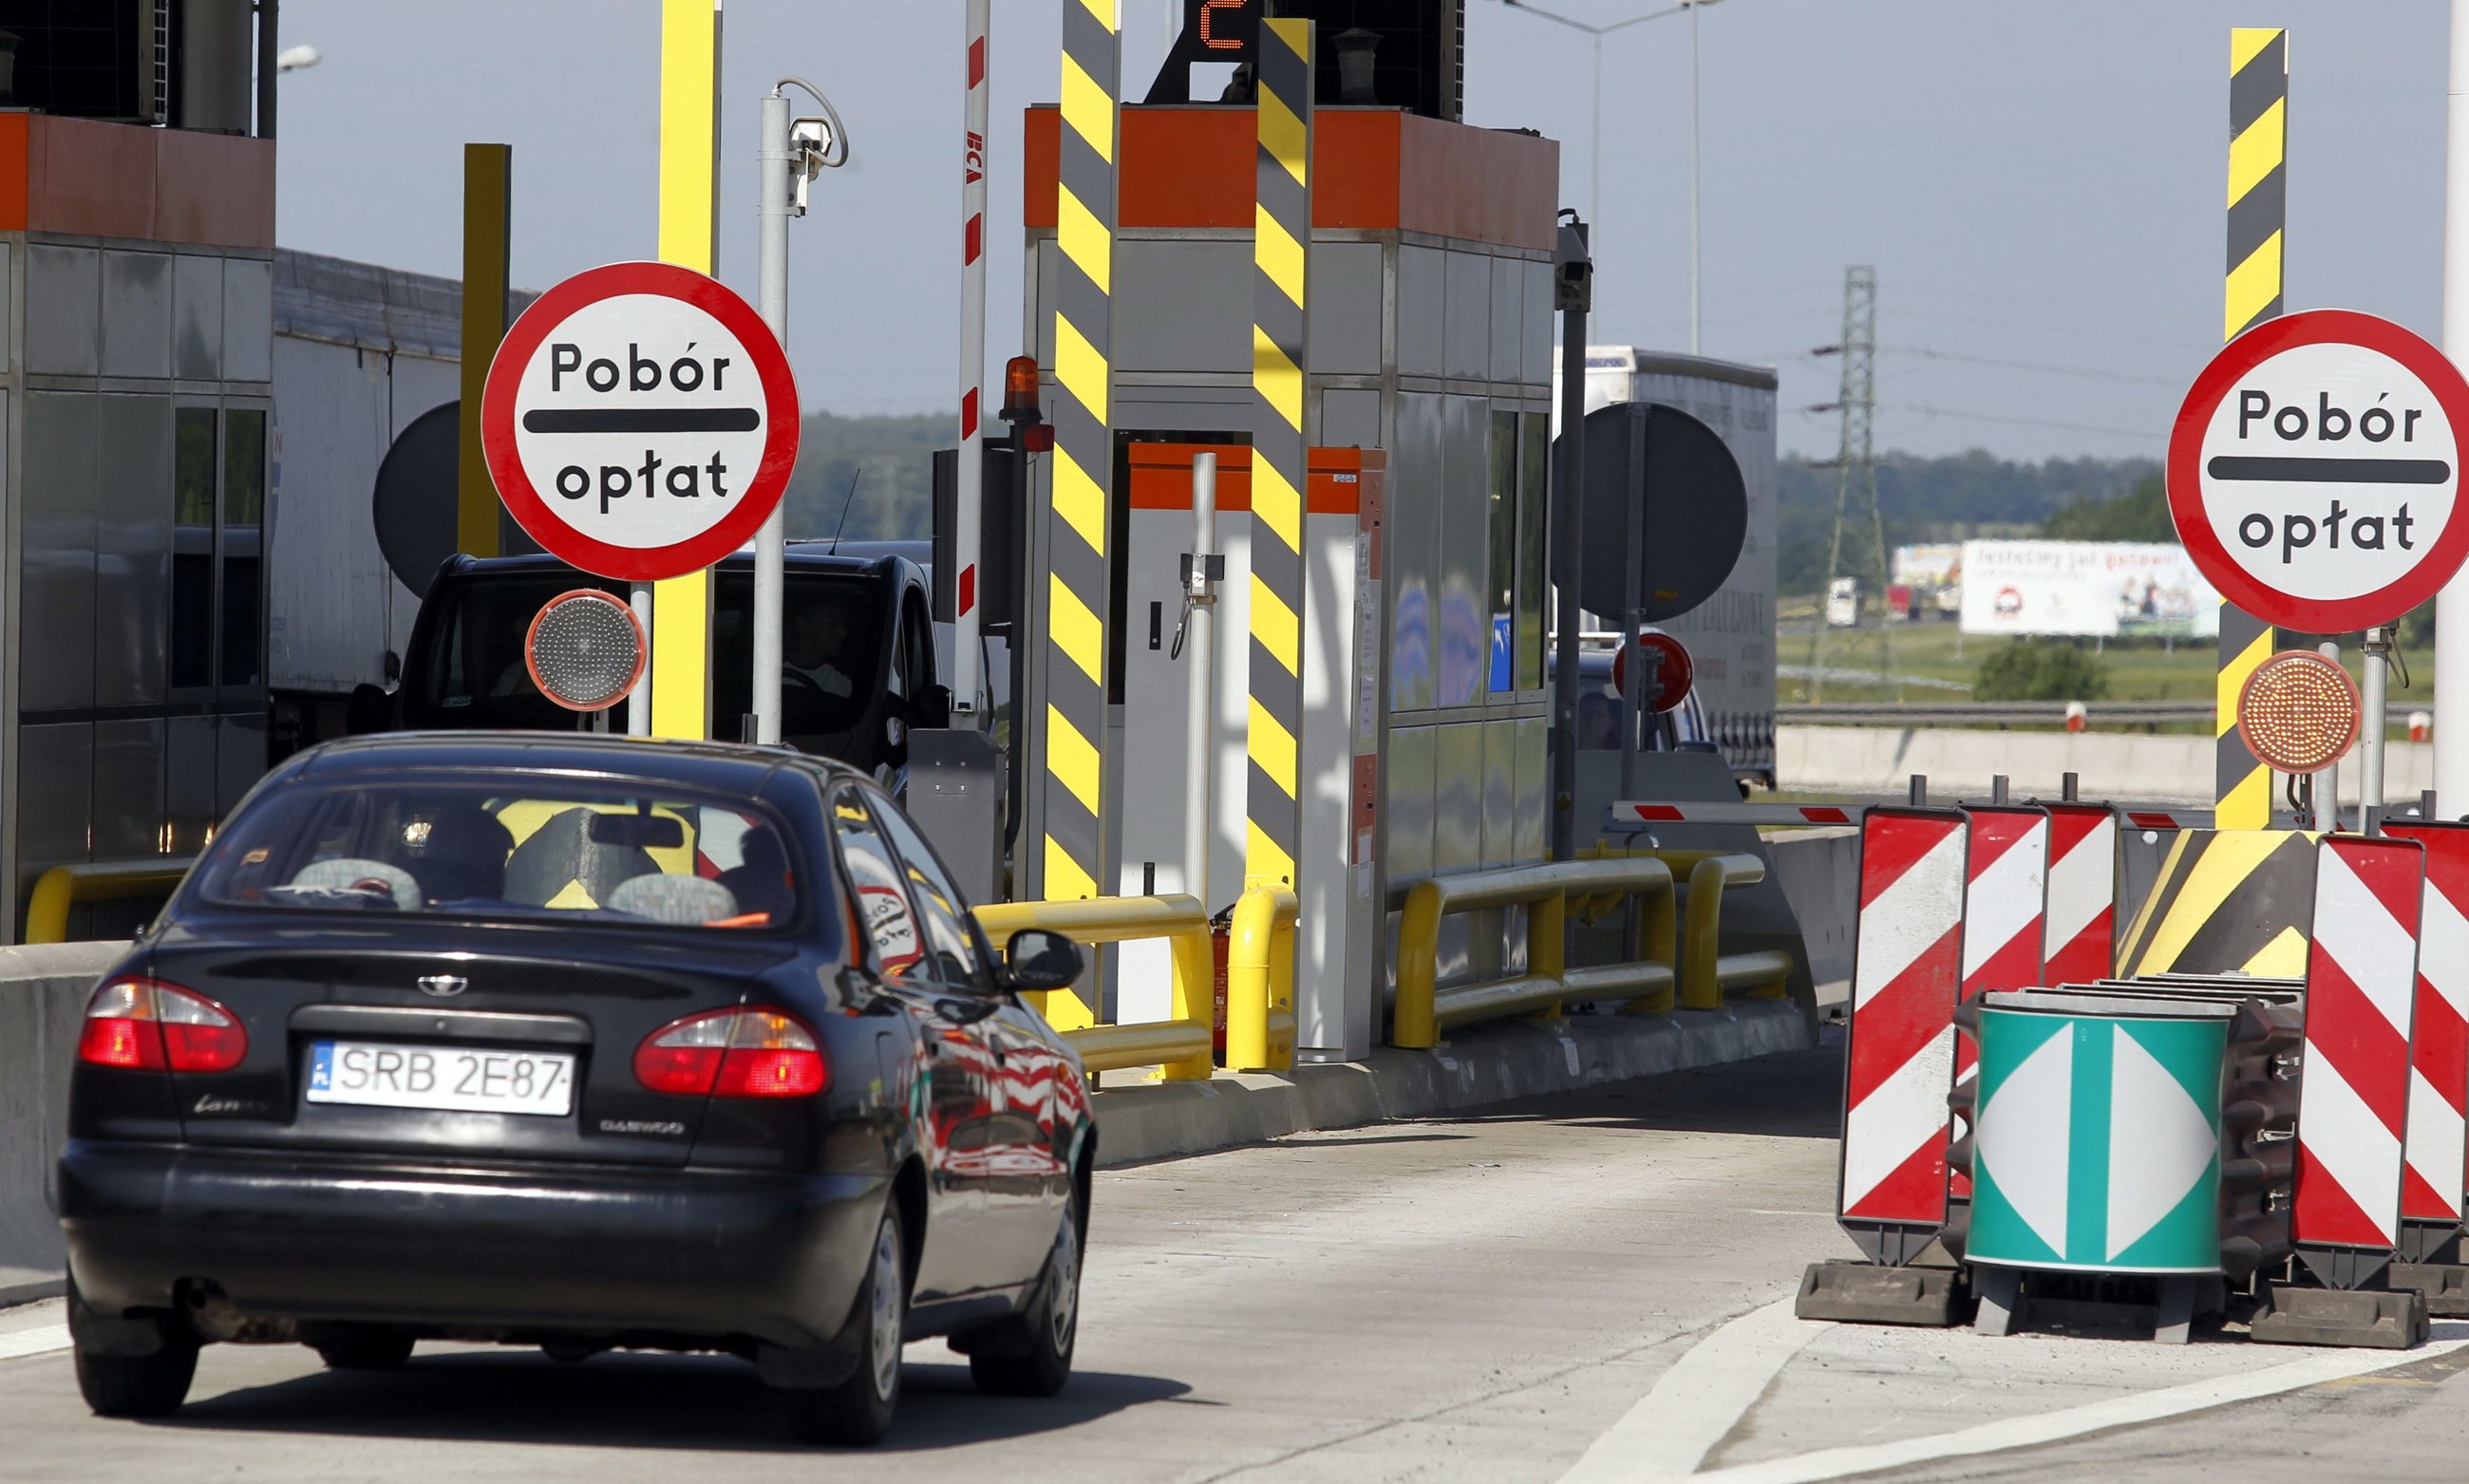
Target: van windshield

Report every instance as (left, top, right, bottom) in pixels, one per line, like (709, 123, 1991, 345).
(411, 571, 888, 737)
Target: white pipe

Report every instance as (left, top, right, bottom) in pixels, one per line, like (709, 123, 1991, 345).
(1184, 453, 1218, 908)
(627, 583, 653, 735)
(2437, 0, 2469, 817)
(753, 88, 790, 744)
(952, 0, 991, 721)
(1688, 0, 1701, 354)
(2362, 627, 2390, 833)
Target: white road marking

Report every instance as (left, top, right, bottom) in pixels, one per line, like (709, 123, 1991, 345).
(1559, 1296, 1828, 1483)
(1687, 1323, 2469, 1483)
(0, 1325, 69, 1363)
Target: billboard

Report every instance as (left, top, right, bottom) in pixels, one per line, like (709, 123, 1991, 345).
(1958, 540, 2221, 639)
(1893, 543, 1962, 588)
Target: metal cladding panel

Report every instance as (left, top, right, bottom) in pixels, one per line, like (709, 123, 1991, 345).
(100, 250, 171, 379)
(2040, 802, 2121, 985)
(1396, 245, 1444, 378)
(2294, 836, 2423, 1256)
(165, 714, 217, 855)
(1116, 503, 1208, 908)
(217, 711, 267, 813)
(95, 394, 171, 708)
(1115, 238, 1250, 375)
(1488, 256, 1524, 384)
(90, 720, 164, 859)
(1521, 260, 1553, 385)
(14, 723, 93, 885)
(1433, 723, 1484, 873)
(25, 244, 97, 377)
(2385, 820, 2469, 1227)
(173, 253, 222, 380)
(1300, 507, 1362, 1053)
(1514, 716, 1547, 864)
(1436, 395, 1487, 706)
(1306, 240, 1383, 377)
(1321, 387, 1380, 449)
(219, 256, 273, 383)
(1385, 723, 1437, 883)
(1388, 391, 1441, 710)
(1443, 250, 1488, 381)
(22, 392, 96, 713)
(1838, 806, 1967, 1233)
(1480, 717, 1517, 869)
(1609, 364, 1780, 784)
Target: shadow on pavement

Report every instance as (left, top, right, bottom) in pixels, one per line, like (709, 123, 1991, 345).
(1436, 1024, 1846, 1142)
(154, 1348, 1191, 1454)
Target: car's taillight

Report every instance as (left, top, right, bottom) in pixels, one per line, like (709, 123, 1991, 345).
(77, 977, 247, 1074)
(633, 1006, 827, 1099)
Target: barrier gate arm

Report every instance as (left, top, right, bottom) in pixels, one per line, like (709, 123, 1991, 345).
(973, 894, 1216, 1080)
(25, 859, 197, 946)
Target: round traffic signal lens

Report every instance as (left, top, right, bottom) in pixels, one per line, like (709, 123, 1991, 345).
(2236, 649, 2361, 775)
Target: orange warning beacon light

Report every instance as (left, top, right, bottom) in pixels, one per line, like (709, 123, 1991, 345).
(2237, 649, 2361, 776)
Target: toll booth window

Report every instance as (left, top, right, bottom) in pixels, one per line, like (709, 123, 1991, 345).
(1517, 414, 1549, 690)
(1488, 410, 1517, 694)
(170, 407, 217, 689)
(221, 408, 266, 688)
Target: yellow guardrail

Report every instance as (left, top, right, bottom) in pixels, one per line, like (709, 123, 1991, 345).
(1393, 858, 1679, 1050)
(24, 858, 196, 946)
(1226, 886, 1299, 1071)
(973, 893, 1215, 1080)
(1583, 845, 1796, 1008)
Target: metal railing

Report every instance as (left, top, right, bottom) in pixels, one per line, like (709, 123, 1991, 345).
(973, 894, 1216, 1080)
(1594, 847, 1793, 1008)
(23, 858, 195, 946)
(1226, 886, 1299, 1071)
(1392, 858, 1680, 1050)
(1781, 701, 2214, 727)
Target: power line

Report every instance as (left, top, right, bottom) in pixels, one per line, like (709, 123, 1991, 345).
(1894, 305, 2204, 353)
(1880, 346, 2185, 387)
(1892, 403, 2158, 439)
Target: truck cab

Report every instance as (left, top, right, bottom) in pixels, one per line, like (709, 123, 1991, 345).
(388, 549, 948, 791)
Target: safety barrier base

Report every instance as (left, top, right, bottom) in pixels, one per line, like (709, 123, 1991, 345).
(1795, 1260, 1970, 1327)
(2389, 1261, 2469, 1318)
(2249, 1283, 2429, 1350)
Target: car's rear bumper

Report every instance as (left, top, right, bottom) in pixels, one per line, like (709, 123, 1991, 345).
(58, 1138, 885, 1353)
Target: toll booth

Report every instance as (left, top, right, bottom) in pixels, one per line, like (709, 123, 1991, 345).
(0, 115, 276, 940)
(1020, 103, 1559, 1060)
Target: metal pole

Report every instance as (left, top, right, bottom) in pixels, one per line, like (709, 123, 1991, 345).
(1184, 453, 1218, 908)
(752, 88, 791, 744)
(1550, 219, 1592, 862)
(2362, 626, 2390, 835)
(2317, 639, 2343, 829)
(255, 0, 278, 139)
(2439, 0, 2469, 812)
(952, 0, 991, 721)
(1687, 0, 1701, 354)
(1589, 35, 1603, 233)
(628, 584, 653, 735)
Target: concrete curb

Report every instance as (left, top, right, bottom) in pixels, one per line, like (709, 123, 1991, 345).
(1090, 1000, 1812, 1167)
(0, 1267, 64, 1308)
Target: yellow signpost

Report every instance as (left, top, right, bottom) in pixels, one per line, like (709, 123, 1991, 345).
(458, 143, 511, 559)
(652, 0, 721, 740)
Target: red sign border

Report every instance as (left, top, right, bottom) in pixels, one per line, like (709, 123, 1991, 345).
(2168, 308, 2469, 633)
(481, 261, 800, 583)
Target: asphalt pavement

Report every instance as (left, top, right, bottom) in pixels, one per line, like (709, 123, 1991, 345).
(3, 1035, 2465, 1481)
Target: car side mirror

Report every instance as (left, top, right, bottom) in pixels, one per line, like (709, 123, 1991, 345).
(1004, 928, 1084, 993)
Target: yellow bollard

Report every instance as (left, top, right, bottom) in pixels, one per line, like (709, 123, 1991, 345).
(1228, 886, 1298, 1070)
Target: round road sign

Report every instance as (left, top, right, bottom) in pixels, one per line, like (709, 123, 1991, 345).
(1611, 631, 1694, 712)
(525, 590, 645, 711)
(2168, 309, 2469, 632)
(481, 261, 799, 582)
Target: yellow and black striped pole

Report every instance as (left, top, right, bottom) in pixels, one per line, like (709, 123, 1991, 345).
(1246, 17, 1312, 893)
(1041, 0, 1119, 951)
(2216, 27, 2287, 829)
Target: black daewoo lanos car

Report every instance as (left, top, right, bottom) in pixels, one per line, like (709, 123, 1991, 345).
(56, 733, 1093, 1446)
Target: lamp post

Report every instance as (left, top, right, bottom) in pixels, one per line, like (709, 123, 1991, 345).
(1495, 0, 1727, 353)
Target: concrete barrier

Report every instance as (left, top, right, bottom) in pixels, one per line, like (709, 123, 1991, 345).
(1767, 827, 1857, 1010)
(1, 941, 127, 1294)
(1781, 724, 2433, 807)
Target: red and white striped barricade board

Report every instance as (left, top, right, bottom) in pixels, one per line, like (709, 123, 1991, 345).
(2041, 802, 2120, 988)
(1838, 807, 1968, 1264)
(2384, 820, 2469, 1238)
(1951, 805, 2051, 1198)
(2293, 834, 2425, 1287)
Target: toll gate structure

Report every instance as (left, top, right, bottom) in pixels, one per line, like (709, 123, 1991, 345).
(1020, 102, 1559, 1061)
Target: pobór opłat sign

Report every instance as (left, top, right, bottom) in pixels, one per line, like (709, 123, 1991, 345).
(481, 261, 800, 582)
(2168, 309, 2469, 632)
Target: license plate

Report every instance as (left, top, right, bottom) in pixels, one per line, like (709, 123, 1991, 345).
(306, 1041, 576, 1117)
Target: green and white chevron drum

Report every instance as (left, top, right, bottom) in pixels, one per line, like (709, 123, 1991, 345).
(1970, 1005, 2228, 1274)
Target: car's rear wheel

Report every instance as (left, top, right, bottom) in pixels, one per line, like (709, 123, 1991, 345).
(75, 1335, 198, 1418)
(967, 1199, 1081, 1398)
(313, 1329, 415, 1371)
(783, 1207, 905, 1446)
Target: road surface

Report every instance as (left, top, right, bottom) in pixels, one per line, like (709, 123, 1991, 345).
(4, 1032, 2466, 1481)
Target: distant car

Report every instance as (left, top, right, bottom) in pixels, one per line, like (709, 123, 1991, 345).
(394, 550, 952, 794)
(57, 733, 1091, 1446)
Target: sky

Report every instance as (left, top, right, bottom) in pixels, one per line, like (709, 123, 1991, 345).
(273, 0, 2453, 463)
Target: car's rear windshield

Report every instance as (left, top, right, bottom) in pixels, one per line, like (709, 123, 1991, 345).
(416, 570, 886, 732)
(191, 775, 803, 932)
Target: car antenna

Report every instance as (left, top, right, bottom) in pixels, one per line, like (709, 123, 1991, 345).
(826, 467, 862, 554)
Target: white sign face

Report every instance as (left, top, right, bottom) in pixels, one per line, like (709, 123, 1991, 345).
(2169, 310, 2469, 632)
(1956, 540, 2220, 640)
(482, 263, 797, 582)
